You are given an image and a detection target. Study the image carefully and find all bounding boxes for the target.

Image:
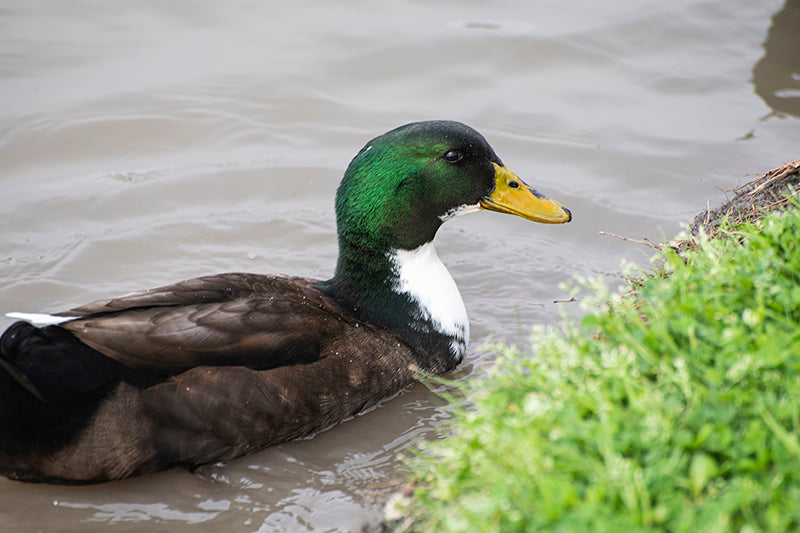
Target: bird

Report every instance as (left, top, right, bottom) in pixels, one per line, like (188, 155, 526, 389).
(0, 120, 571, 484)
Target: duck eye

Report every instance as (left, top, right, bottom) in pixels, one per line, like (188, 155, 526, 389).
(444, 150, 463, 163)
(508, 180, 520, 189)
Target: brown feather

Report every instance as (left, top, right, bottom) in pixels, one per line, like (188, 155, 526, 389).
(61, 274, 355, 372)
(0, 274, 422, 483)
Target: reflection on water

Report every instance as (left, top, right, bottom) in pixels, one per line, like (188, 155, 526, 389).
(1, 0, 798, 531)
(754, 0, 800, 118)
(54, 501, 223, 526)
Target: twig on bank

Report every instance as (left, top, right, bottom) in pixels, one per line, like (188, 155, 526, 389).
(553, 297, 579, 304)
(598, 231, 665, 250)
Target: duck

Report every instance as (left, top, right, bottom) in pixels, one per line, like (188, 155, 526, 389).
(0, 120, 571, 484)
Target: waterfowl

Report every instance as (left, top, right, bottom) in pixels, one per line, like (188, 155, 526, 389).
(0, 120, 571, 484)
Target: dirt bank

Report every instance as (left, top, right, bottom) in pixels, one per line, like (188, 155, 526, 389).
(690, 159, 800, 237)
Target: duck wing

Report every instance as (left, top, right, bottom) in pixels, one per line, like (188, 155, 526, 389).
(57, 273, 350, 374)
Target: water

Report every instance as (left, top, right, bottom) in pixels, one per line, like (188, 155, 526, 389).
(1, 0, 798, 530)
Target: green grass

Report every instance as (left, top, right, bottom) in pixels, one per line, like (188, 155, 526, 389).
(398, 205, 800, 532)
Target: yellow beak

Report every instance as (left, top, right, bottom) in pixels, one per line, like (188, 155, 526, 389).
(479, 163, 572, 224)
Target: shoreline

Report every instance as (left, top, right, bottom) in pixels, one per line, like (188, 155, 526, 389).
(380, 159, 800, 532)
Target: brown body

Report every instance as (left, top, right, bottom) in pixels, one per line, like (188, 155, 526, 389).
(0, 274, 422, 483)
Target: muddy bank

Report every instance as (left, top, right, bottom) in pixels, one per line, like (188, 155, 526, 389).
(690, 159, 800, 237)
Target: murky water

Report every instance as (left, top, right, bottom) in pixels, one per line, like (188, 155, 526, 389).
(1, 0, 798, 530)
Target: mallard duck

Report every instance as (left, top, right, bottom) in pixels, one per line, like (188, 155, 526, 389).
(0, 120, 571, 484)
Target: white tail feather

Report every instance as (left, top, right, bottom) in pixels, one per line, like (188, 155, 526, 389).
(5, 312, 75, 326)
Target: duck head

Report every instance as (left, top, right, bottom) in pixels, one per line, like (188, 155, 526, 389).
(334, 120, 571, 253)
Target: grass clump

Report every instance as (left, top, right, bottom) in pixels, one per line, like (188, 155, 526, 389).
(400, 206, 800, 532)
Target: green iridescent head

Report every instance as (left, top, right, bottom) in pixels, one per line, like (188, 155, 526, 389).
(334, 120, 571, 254)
